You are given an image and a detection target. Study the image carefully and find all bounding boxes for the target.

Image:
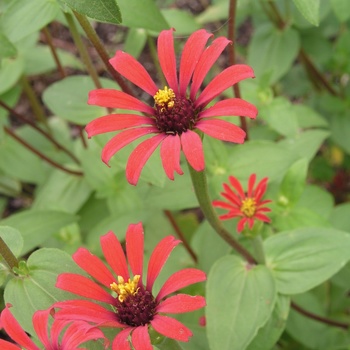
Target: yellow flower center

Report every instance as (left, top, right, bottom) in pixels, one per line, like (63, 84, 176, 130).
(154, 86, 175, 111)
(110, 275, 140, 302)
(240, 198, 257, 218)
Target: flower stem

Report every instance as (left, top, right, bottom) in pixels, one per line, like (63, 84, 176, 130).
(0, 237, 18, 270)
(251, 234, 266, 264)
(187, 163, 256, 264)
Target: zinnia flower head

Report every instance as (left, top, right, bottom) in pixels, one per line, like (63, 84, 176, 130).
(0, 304, 107, 350)
(213, 174, 272, 232)
(86, 28, 257, 185)
(54, 223, 206, 350)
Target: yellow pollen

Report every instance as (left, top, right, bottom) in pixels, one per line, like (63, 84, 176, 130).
(240, 198, 257, 218)
(154, 86, 175, 110)
(110, 275, 141, 302)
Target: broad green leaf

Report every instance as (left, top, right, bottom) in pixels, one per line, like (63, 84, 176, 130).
(247, 294, 290, 350)
(292, 0, 320, 26)
(161, 9, 200, 35)
(42, 75, 119, 125)
(4, 248, 82, 335)
(0, 226, 23, 258)
(0, 32, 17, 60)
(0, 210, 78, 255)
(124, 28, 147, 58)
(248, 24, 300, 84)
(0, 175, 21, 197)
(330, 114, 350, 154)
(196, 0, 228, 24)
(61, 0, 121, 24)
(330, 203, 350, 232)
(294, 104, 329, 129)
(265, 228, 350, 294)
(207, 255, 276, 350)
(330, 0, 350, 22)
(0, 56, 24, 95)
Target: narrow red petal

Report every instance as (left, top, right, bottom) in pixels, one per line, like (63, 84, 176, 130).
(0, 339, 21, 350)
(160, 134, 183, 180)
(237, 217, 247, 232)
(112, 328, 133, 350)
(151, 315, 192, 342)
(101, 231, 129, 281)
(248, 174, 256, 197)
(195, 64, 255, 108)
(50, 319, 67, 348)
(254, 178, 269, 202)
(199, 98, 258, 119)
(32, 310, 51, 348)
(158, 29, 178, 92)
(180, 130, 205, 171)
(190, 36, 231, 100)
(126, 134, 166, 185)
(88, 89, 154, 115)
(101, 127, 158, 165)
(156, 268, 206, 301)
(72, 248, 115, 288)
(196, 119, 246, 143)
(131, 326, 152, 350)
(146, 236, 181, 292)
(255, 213, 271, 223)
(179, 29, 212, 96)
(157, 294, 206, 314)
(85, 114, 154, 137)
(126, 223, 144, 278)
(229, 176, 245, 199)
(212, 200, 235, 210)
(110, 51, 158, 96)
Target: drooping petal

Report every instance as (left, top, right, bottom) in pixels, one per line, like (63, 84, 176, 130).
(247, 174, 256, 197)
(73, 248, 115, 288)
(179, 29, 212, 96)
(158, 28, 178, 92)
(126, 223, 144, 278)
(126, 134, 167, 185)
(195, 64, 255, 108)
(85, 114, 154, 137)
(180, 130, 205, 171)
(237, 217, 248, 232)
(146, 236, 181, 292)
(151, 315, 192, 342)
(190, 36, 231, 100)
(156, 268, 206, 301)
(101, 127, 158, 165)
(112, 328, 133, 350)
(110, 51, 158, 96)
(88, 89, 155, 115)
(101, 231, 129, 281)
(0, 339, 21, 350)
(32, 309, 51, 348)
(199, 98, 258, 119)
(131, 325, 152, 350)
(157, 294, 206, 314)
(255, 213, 271, 223)
(56, 274, 115, 304)
(196, 119, 246, 143)
(160, 134, 183, 180)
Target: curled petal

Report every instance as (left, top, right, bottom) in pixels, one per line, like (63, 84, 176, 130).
(157, 294, 206, 314)
(180, 130, 205, 172)
(151, 315, 192, 342)
(131, 326, 152, 350)
(160, 134, 183, 180)
(126, 223, 144, 279)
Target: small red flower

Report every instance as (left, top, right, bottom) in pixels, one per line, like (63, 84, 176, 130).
(213, 174, 272, 232)
(86, 28, 257, 185)
(55, 223, 206, 350)
(0, 304, 106, 350)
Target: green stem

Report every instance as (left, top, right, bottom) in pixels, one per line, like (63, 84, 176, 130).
(187, 163, 256, 264)
(0, 237, 18, 270)
(251, 235, 266, 264)
(64, 12, 102, 89)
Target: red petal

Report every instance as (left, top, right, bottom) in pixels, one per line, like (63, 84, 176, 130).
(101, 231, 129, 281)
(212, 200, 235, 210)
(157, 294, 206, 314)
(255, 213, 271, 223)
(222, 183, 242, 206)
(180, 130, 205, 171)
(110, 51, 158, 96)
(248, 174, 256, 197)
(156, 268, 206, 301)
(196, 119, 246, 143)
(32, 310, 51, 348)
(112, 328, 132, 350)
(50, 319, 67, 348)
(190, 36, 231, 100)
(0, 339, 21, 349)
(158, 29, 178, 92)
(229, 176, 245, 199)
(88, 89, 154, 115)
(151, 315, 192, 342)
(179, 29, 212, 96)
(131, 326, 152, 350)
(254, 177, 269, 202)
(101, 127, 157, 165)
(160, 134, 183, 180)
(195, 64, 255, 108)
(72, 248, 115, 288)
(126, 134, 166, 185)
(85, 114, 154, 137)
(199, 98, 258, 119)
(126, 223, 144, 278)
(237, 217, 247, 232)
(146, 236, 181, 292)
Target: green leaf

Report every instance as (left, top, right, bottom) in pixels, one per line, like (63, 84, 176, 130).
(61, 0, 121, 24)
(0, 56, 24, 95)
(293, 0, 320, 26)
(330, 114, 350, 155)
(0, 210, 78, 255)
(124, 28, 147, 58)
(0, 175, 21, 197)
(264, 228, 350, 294)
(248, 24, 300, 84)
(196, 1, 229, 24)
(330, 0, 350, 22)
(161, 9, 200, 35)
(330, 203, 350, 232)
(4, 248, 82, 335)
(207, 255, 276, 350)
(0, 226, 23, 258)
(0, 32, 17, 60)
(294, 104, 329, 129)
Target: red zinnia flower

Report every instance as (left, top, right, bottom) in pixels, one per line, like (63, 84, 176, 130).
(86, 28, 257, 185)
(55, 223, 206, 350)
(0, 304, 106, 350)
(213, 174, 272, 232)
